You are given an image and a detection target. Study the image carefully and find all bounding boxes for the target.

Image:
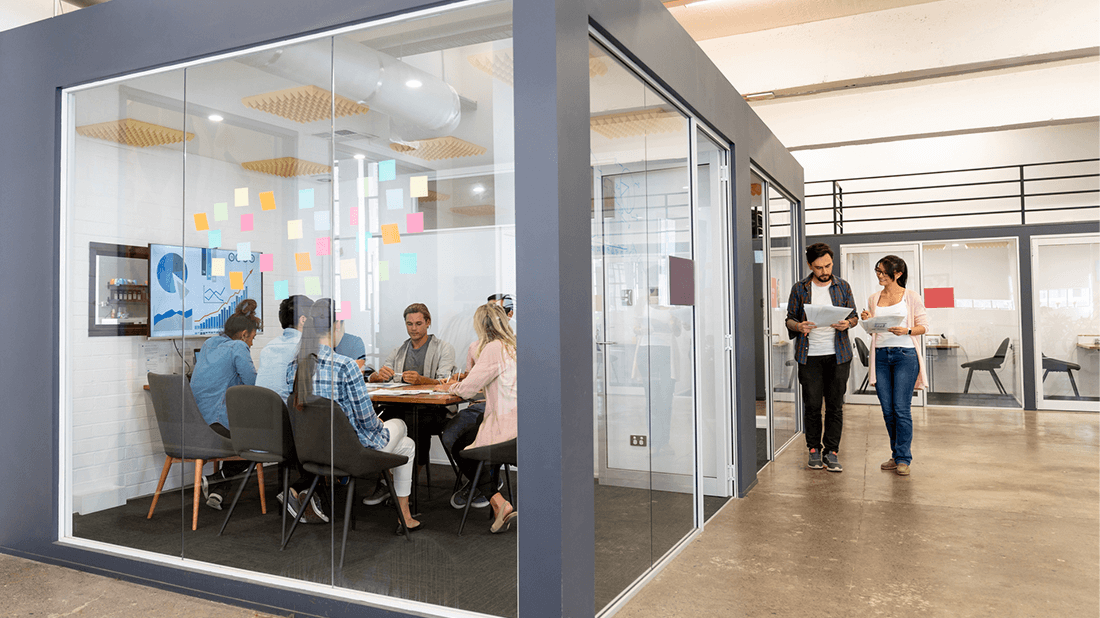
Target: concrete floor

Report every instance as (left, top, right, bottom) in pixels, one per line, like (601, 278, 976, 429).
(3, 403, 1097, 617)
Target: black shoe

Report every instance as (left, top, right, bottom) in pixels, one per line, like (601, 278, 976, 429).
(396, 520, 425, 535)
(362, 479, 390, 506)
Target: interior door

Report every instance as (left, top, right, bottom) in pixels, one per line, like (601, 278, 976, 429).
(841, 243, 925, 407)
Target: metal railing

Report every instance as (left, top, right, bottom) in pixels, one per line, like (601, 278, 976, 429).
(804, 159, 1099, 235)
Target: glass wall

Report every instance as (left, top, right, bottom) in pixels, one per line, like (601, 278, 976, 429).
(590, 39, 697, 613)
(1033, 235, 1100, 411)
(64, 2, 518, 615)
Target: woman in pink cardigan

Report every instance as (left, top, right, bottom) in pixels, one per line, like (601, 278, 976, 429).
(860, 255, 929, 477)
(434, 303, 518, 533)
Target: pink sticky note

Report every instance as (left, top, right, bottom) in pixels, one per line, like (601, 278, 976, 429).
(350, 207, 359, 226)
(259, 253, 274, 272)
(335, 300, 351, 320)
(406, 212, 424, 234)
(316, 236, 331, 256)
(241, 213, 253, 232)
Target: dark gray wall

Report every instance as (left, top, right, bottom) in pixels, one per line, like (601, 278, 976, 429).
(810, 221, 1099, 411)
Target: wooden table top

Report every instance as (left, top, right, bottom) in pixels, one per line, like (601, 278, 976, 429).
(368, 383, 463, 405)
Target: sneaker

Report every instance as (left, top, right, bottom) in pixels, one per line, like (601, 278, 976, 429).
(450, 483, 490, 510)
(305, 494, 330, 524)
(824, 451, 842, 472)
(807, 448, 823, 469)
(895, 462, 911, 476)
(201, 474, 223, 509)
(362, 479, 389, 506)
(881, 458, 898, 470)
(282, 488, 303, 521)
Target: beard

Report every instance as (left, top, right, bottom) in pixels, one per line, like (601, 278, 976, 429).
(814, 272, 833, 283)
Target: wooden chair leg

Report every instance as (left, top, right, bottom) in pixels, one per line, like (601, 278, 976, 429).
(256, 463, 267, 514)
(192, 459, 205, 531)
(147, 456, 175, 519)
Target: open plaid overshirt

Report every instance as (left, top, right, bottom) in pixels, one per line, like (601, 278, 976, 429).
(785, 274, 857, 365)
(286, 345, 389, 449)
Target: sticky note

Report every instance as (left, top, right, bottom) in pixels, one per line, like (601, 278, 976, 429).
(211, 257, 225, 277)
(314, 210, 330, 231)
(406, 212, 424, 234)
(379, 261, 389, 281)
(335, 300, 351, 321)
(400, 253, 417, 274)
(274, 280, 289, 300)
(386, 188, 403, 210)
(234, 188, 248, 207)
(213, 202, 228, 221)
(379, 159, 396, 182)
(410, 176, 428, 198)
(340, 259, 358, 280)
(299, 187, 315, 209)
(259, 191, 276, 211)
(295, 252, 312, 272)
(381, 224, 401, 245)
(229, 271, 244, 290)
(241, 213, 253, 232)
(350, 207, 359, 226)
(316, 236, 331, 256)
(207, 229, 222, 248)
(194, 213, 209, 231)
(361, 177, 377, 197)
(304, 276, 321, 295)
(288, 219, 303, 240)
(260, 253, 274, 272)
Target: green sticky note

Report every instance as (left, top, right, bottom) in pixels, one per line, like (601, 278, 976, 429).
(213, 202, 228, 221)
(304, 276, 321, 295)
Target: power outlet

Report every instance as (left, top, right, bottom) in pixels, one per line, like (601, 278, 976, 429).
(629, 434, 647, 447)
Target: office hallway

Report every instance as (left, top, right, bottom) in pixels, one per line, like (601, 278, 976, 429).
(2, 403, 1097, 617)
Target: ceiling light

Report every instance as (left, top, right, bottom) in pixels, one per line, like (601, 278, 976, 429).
(406, 79, 423, 89)
(472, 184, 486, 194)
(208, 114, 224, 122)
(743, 92, 775, 102)
(353, 154, 366, 160)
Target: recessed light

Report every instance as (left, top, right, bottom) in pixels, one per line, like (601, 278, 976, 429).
(472, 184, 485, 194)
(406, 79, 423, 89)
(208, 114, 224, 122)
(353, 154, 366, 160)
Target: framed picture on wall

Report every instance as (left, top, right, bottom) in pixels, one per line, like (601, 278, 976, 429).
(88, 242, 150, 337)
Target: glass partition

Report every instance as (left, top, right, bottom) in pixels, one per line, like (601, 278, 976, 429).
(768, 187, 799, 452)
(590, 39, 696, 613)
(64, 2, 517, 615)
(749, 171, 771, 471)
(1033, 235, 1100, 411)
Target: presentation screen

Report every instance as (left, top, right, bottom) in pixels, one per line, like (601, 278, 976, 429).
(148, 243, 263, 339)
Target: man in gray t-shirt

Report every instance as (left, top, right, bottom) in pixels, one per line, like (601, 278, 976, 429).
(368, 303, 455, 384)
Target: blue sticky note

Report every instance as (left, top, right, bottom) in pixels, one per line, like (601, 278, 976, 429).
(207, 229, 222, 248)
(400, 252, 417, 274)
(314, 210, 330, 231)
(237, 241, 251, 261)
(274, 280, 289, 300)
(379, 159, 396, 182)
(299, 188, 315, 209)
(386, 188, 403, 210)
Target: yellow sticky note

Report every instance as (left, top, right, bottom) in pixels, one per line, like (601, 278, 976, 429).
(381, 223, 401, 245)
(340, 259, 358, 280)
(288, 219, 303, 240)
(211, 257, 225, 277)
(234, 188, 248, 207)
(295, 252, 312, 272)
(229, 271, 244, 290)
(410, 175, 428, 198)
(260, 191, 276, 211)
(193, 212, 209, 231)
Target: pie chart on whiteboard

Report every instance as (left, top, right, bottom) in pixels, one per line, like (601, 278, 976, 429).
(156, 252, 187, 294)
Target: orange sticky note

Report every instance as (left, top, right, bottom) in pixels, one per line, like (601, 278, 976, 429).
(381, 223, 401, 245)
(229, 271, 244, 290)
(193, 212, 209, 231)
(260, 191, 276, 211)
(295, 252, 312, 272)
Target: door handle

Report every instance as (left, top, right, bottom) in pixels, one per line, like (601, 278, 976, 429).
(595, 341, 618, 346)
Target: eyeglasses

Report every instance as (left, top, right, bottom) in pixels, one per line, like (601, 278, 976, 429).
(874, 269, 887, 275)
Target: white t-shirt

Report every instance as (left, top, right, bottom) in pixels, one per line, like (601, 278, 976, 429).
(874, 299, 915, 348)
(807, 282, 836, 357)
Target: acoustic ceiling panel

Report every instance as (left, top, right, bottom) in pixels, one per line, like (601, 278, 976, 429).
(241, 85, 369, 124)
(388, 136, 486, 161)
(590, 107, 683, 140)
(467, 49, 608, 87)
(241, 157, 331, 178)
(76, 119, 194, 148)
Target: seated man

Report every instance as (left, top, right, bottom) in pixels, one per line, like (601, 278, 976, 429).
(487, 293, 516, 335)
(333, 319, 367, 369)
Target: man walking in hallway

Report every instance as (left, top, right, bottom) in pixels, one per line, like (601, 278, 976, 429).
(785, 242, 857, 472)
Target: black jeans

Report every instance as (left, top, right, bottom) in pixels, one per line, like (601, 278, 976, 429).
(798, 355, 851, 453)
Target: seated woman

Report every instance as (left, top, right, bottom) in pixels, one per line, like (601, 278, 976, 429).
(290, 299, 421, 533)
(189, 299, 258, 508)
(435, 302, 518, 534)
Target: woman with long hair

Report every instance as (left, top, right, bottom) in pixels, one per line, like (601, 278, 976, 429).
(290, 299, 421, 533)
(860, 255, 929, 477)
(434, 302, 518, 533)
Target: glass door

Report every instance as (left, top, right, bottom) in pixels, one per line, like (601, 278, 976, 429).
(767, 187, 799, 452)
(841, 243, 924, 407)
(750, 171, 772, 471)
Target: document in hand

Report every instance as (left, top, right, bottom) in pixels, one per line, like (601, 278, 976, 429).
(861, 314, 905, 334)
(804, 304, 854, 327)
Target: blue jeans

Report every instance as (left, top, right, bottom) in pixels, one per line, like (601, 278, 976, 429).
(874, 346, 919, 465)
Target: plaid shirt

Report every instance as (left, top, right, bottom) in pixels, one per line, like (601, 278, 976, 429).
(286, 345, 389, 449)
(786, 274, 857, 365)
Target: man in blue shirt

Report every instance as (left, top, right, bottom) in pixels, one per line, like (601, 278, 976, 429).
(333, 319, 368, 368)
(256, 295, 313, 401)
(785, 243, 857, 473)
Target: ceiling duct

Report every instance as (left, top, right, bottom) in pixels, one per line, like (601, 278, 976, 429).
(238, 38, 461, 139)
